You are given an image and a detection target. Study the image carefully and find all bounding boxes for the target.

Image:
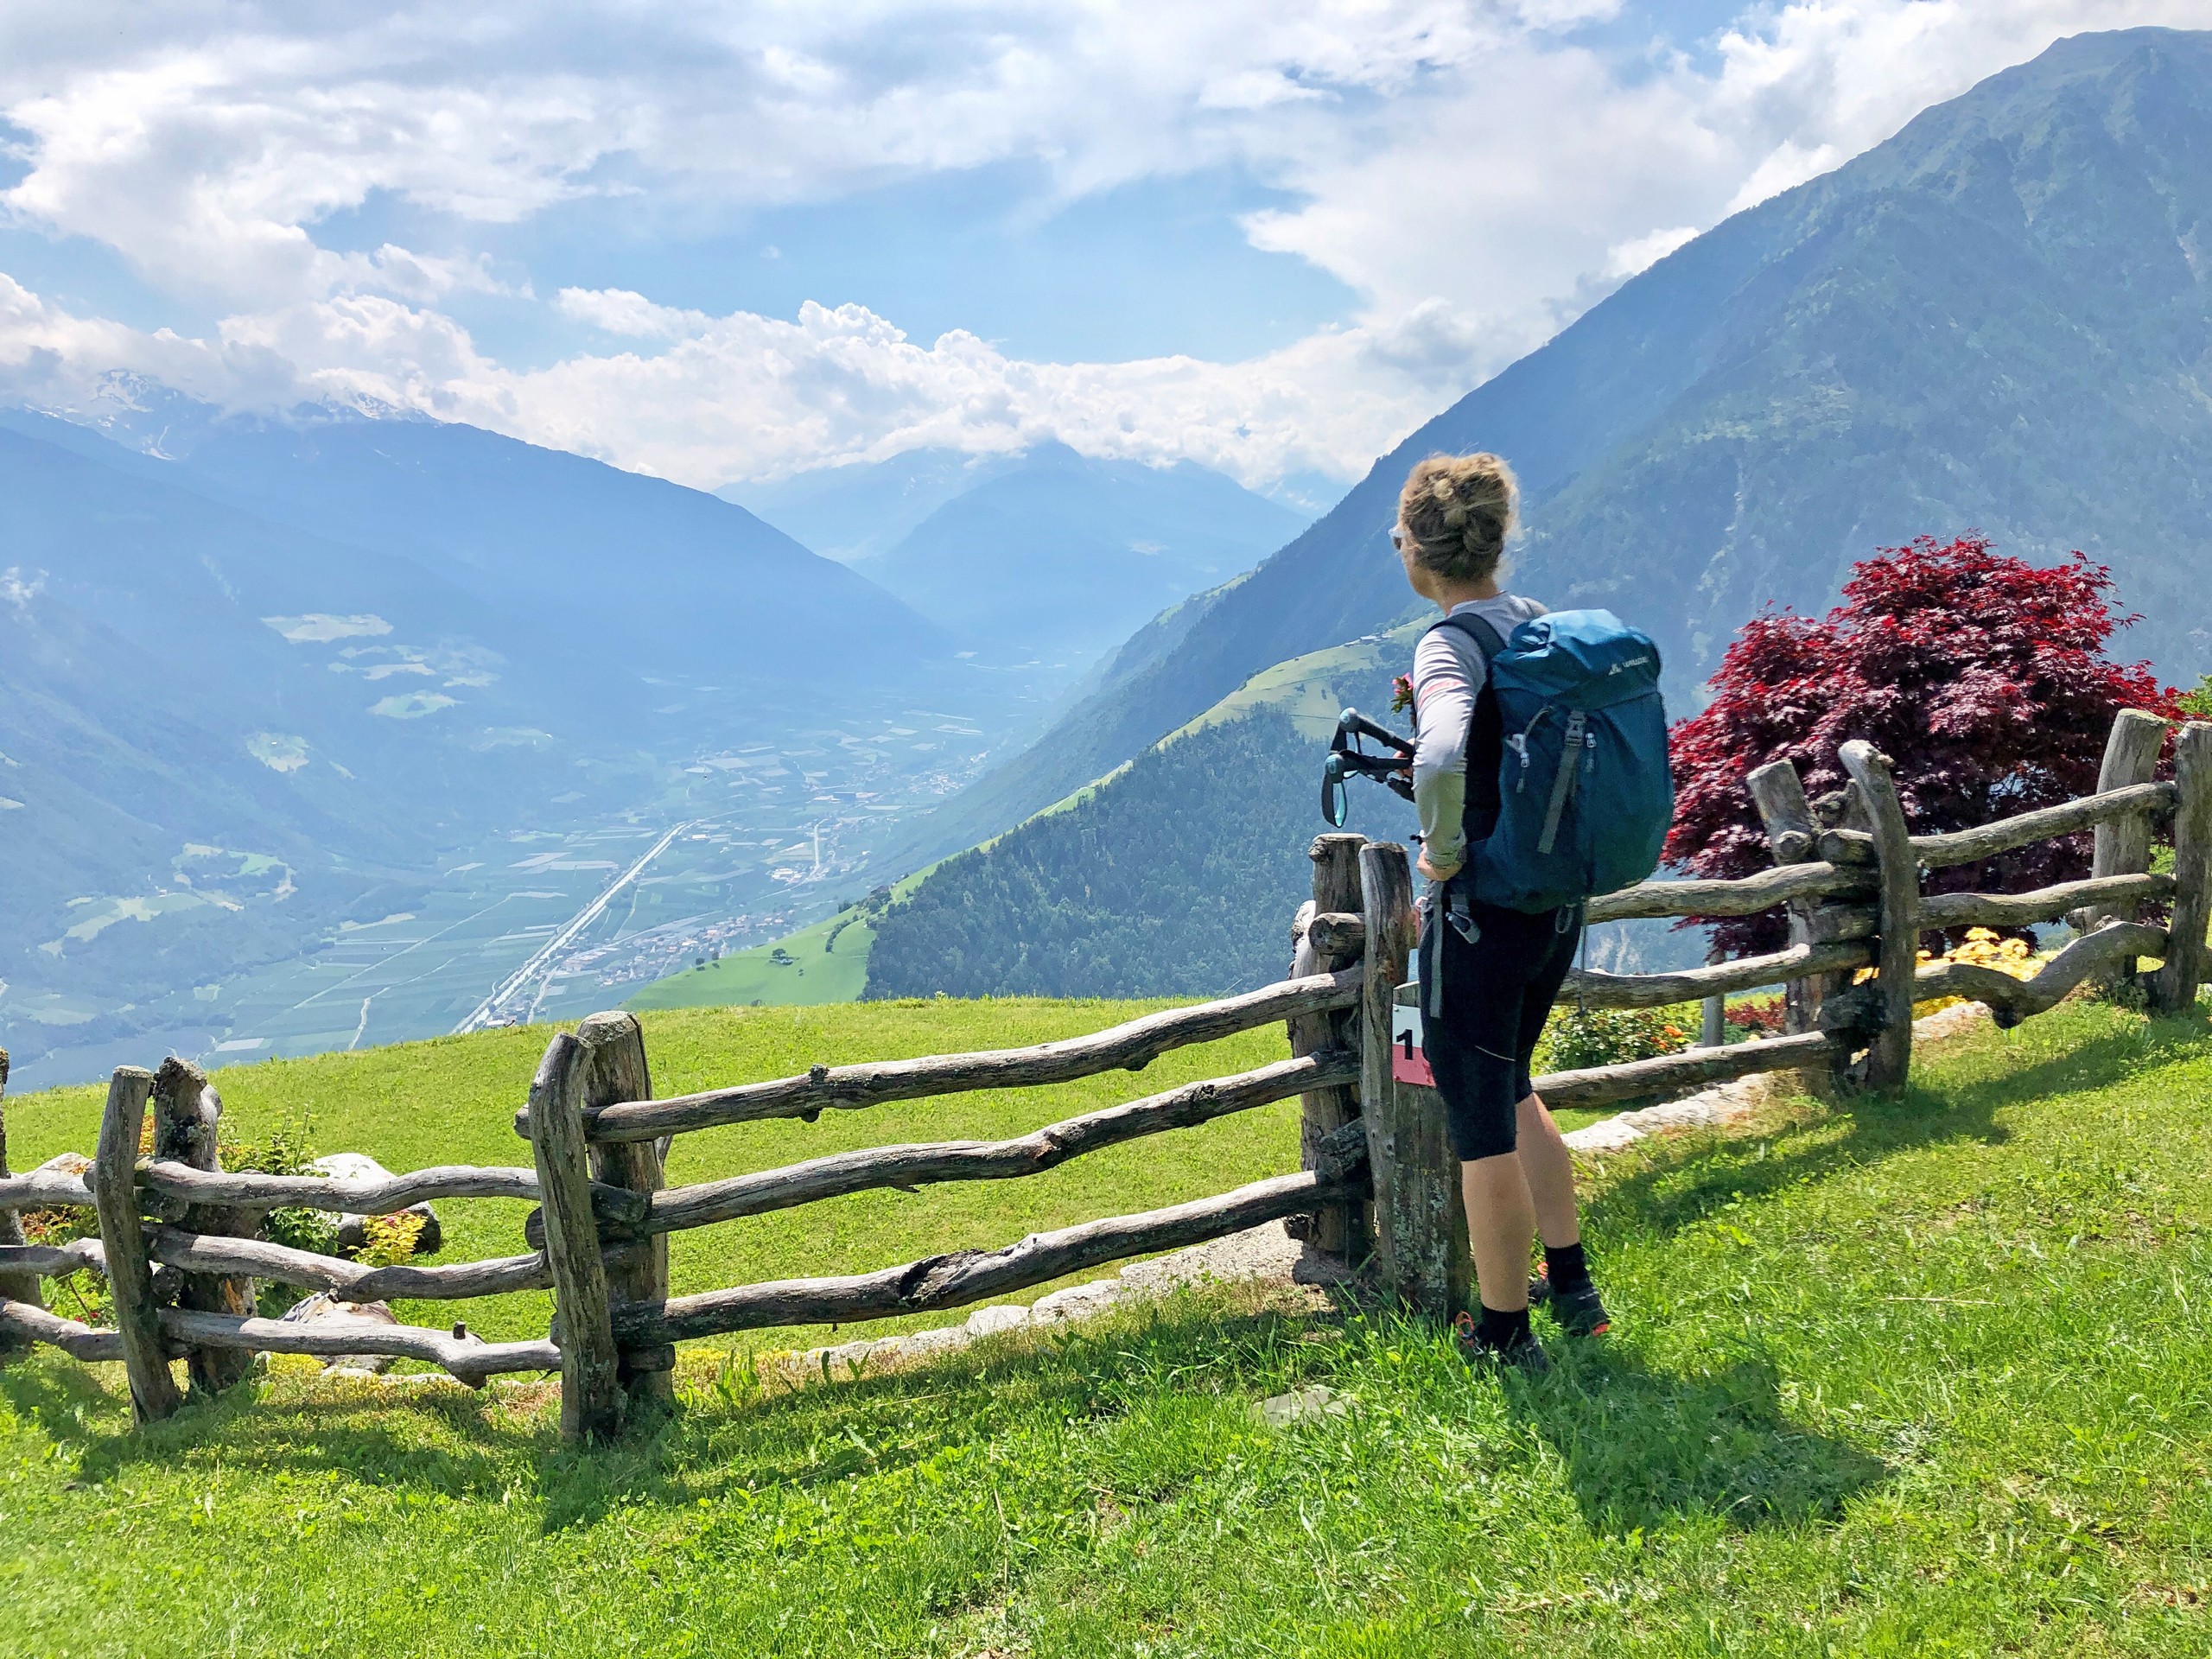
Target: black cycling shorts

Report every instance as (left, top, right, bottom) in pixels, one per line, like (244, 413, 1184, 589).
(1419, 895, 1581, 1162)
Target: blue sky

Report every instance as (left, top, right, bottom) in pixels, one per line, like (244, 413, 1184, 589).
(2, 1, 2207, 495)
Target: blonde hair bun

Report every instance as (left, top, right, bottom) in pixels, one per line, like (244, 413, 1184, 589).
(1397, 452, 1516, 583)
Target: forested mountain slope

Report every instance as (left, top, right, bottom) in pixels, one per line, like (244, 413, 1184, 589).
(861, 627, 1700, 1000)
(862, 637, 1408, 999)
(876, 25, 2212, 884)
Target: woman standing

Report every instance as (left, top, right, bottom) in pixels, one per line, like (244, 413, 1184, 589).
(1395, 452, 1610, 1373)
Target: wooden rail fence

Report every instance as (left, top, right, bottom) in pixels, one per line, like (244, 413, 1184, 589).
(2, 714, 2206, 1440)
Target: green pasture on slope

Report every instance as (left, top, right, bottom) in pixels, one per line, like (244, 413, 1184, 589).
(3, 997, 2209, 1656)
(625, 906, 877, 1009)
(629, 866, 937, 1011)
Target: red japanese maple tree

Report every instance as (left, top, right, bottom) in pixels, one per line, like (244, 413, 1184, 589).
(1667, 535, 2179, 953)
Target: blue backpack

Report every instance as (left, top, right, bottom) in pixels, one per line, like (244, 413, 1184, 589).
(1436, 608, 1675, 912)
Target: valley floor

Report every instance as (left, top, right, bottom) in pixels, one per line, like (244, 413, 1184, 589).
(4, 999, 2212, 1654)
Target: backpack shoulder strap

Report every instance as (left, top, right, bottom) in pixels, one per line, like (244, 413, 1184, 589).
(1427, 609, 1510, 664)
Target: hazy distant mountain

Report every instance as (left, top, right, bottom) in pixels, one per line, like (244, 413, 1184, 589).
(849, 443, 1307, 661)
(723, 448, 1029, 564)
(117, 403, 951, 685)
(0, 418, 580, 1052)
(0, 399, 972, 1082)
(879, 27, 2212, 888)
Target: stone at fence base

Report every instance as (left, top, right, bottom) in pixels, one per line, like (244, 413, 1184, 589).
(309, 1154, 442, 1255)
(31, 1152, 92, 1185)
(777, 1221, 1344, 1386)
(282, 1290, 401, 1372)
(1031, 1281, 1126, 1322)
(965, 1303, 1032, 1338)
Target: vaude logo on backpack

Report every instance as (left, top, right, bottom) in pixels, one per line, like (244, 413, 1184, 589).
(1446, 608, 1675, 913)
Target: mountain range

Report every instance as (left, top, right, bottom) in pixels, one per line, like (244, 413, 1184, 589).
(856, 24, 2212, 1001)
(0, 397, 1301, 1084)
(737, 442, 1306, 666)
(0, 401, 938, 1075)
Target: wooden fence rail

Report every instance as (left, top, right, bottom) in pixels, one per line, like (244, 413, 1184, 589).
(3, 711, 2206, 1441)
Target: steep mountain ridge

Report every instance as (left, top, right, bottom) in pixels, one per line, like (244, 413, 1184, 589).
(878, 26, 2212, 884)
(124, 405, 950, 684)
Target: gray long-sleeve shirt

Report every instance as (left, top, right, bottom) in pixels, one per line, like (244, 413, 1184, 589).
(1410, 593, 1547, 875)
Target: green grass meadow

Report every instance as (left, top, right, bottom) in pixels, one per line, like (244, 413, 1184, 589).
(5, 998, 1366, 1351)
(5, 998, 2212, 1654)
(626, 909, 877, 1011)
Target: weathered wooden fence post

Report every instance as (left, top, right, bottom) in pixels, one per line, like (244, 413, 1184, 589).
(1357, 841, 1471, 1319)
(0, 1049, 41, 1347)
(2150, 721, 2212, 1015)
(1290, 832, 1368, 1261)
(1839, 741, 1920, 1090)
(529, 1033, 624, 1443)
(91, 1066, 182, 1422)
(2082, 708, 2170, 989)
(150, 1058, 257, 1394)
(577, 1012, 674, 1413)
(1748, 758, 1848, 1094)
(1699, 944, 1726, 1048)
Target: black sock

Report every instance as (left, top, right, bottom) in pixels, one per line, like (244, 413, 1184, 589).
(1545, 1241, 1592, 1295)
(1477, 1303, 1532, 1349)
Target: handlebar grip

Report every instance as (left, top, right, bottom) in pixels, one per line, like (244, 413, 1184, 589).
(1337, 706, 1414, 755)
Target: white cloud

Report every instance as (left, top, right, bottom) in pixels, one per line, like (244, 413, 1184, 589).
(555, 287, 710, 340)
(3, 0, 2210, 489)
(1604, 226, 1700, 281)
(1, 565, 48, 610)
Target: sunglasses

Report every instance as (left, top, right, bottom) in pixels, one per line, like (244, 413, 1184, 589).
(1389, 524, 1405, 550)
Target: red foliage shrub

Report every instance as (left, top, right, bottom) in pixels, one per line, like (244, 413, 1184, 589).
(1666, 536, 2180, 953)
(1724, 999, 1786, 1035)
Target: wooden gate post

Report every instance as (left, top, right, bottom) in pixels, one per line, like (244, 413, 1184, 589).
(2084, 709, 2170, 990)
(1357, 841, 1471, 1319)
(1748, 758, 1847, 1095)
(91, 1066, 182, 1423)
(150, 1058, 257, 1394)
(2151, 721, 2212, 1015)
(529, 1033, 623, 1443)
(576, 1012, 674, 1413)
(0, 1049, 41, 1344)
(1839, 742, 1921, 1090)
(1291, 833, 1368, 1261)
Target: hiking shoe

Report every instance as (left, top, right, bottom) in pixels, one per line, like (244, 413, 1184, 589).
(1529, 1267, 1611, 1338)
(1452, 1310, 1552, 1376)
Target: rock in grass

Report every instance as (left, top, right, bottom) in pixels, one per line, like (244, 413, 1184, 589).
(280, 1290, 400, 1373)
(1251, 1384, 1350, 1428)
(308, 1154, 442, 1255)
(964, 1304, 1032, 1338)
(1030, 1281, 1123, 1322)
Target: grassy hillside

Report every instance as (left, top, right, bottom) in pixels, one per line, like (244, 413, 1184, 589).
(624, 906, 878, 1009)
(4, 999, 2209, 1653)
